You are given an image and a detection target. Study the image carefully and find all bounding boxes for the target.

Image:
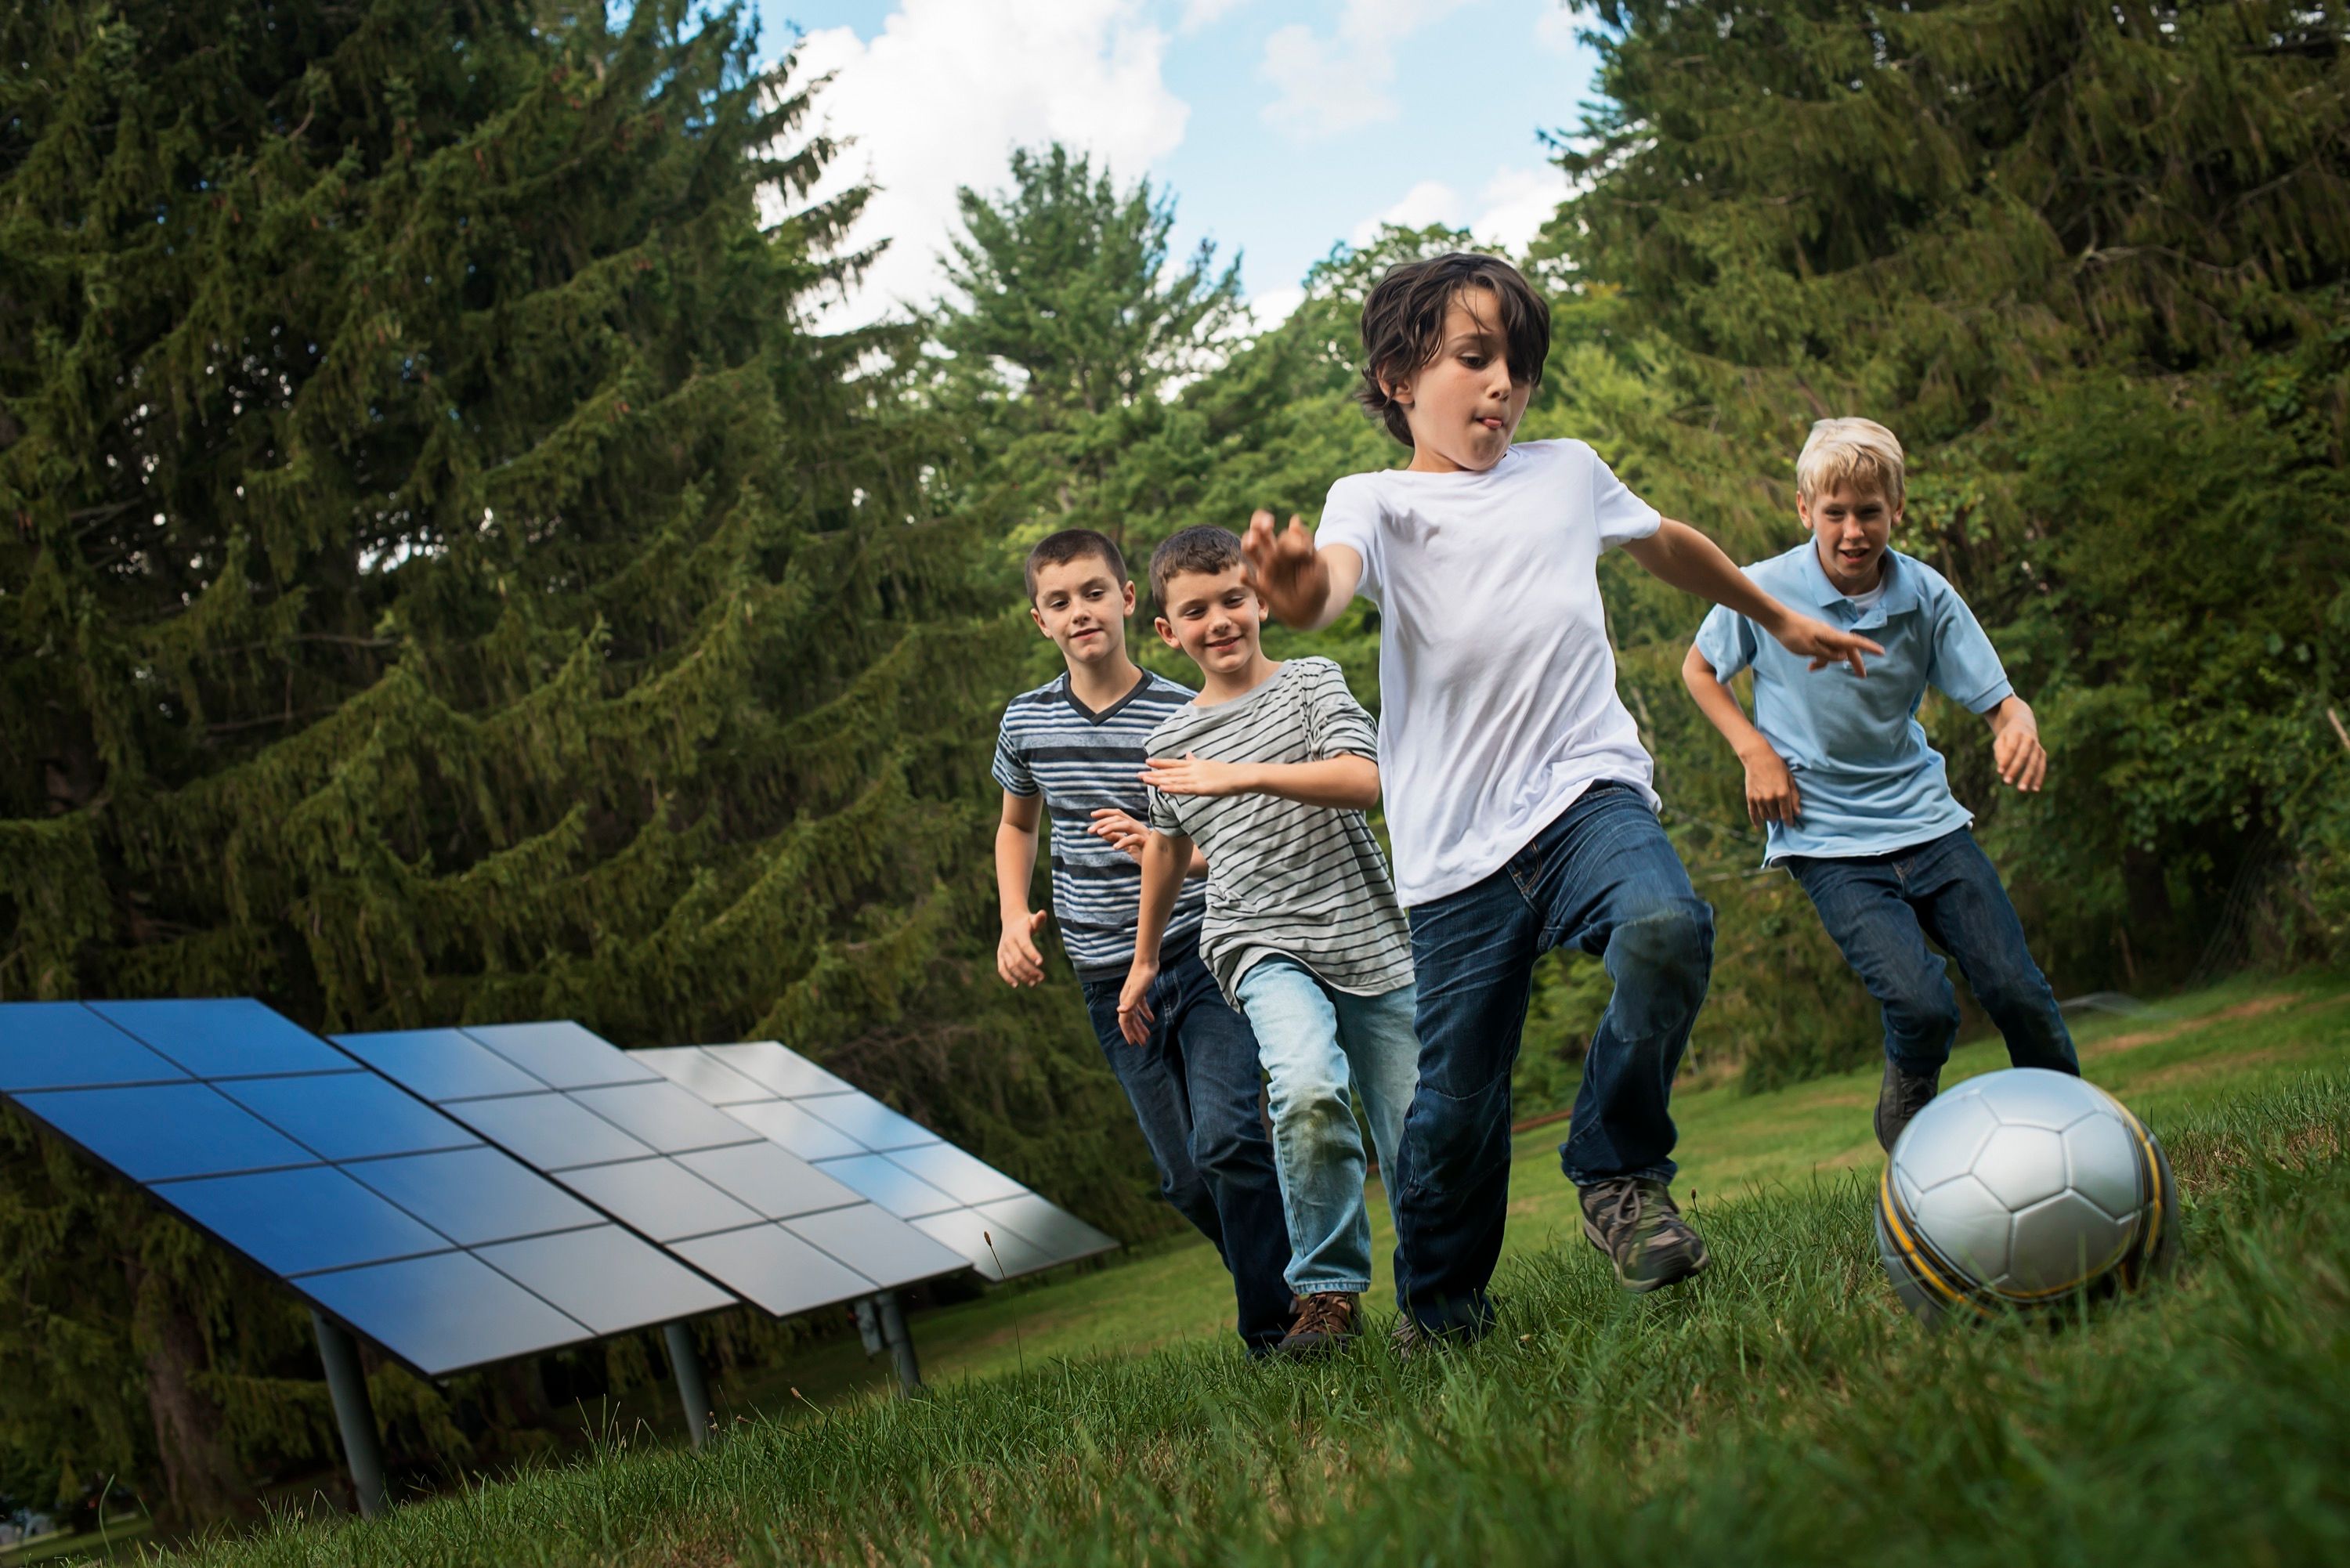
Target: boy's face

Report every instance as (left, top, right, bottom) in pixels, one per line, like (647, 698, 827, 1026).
(1155, 563, 1263, 678)
(1384, 287, 1533, 475)
(1800, 480, 1901, 594)
(1030, 554, 1134, 667)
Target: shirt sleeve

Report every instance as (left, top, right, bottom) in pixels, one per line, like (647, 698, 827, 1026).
(1924, 581, 2016, 714)
(1589, 446, 1663, 550)
(1692, 602, 1763, 681)
(1146, 783, 1183, 835)
(990, 710, 1036, 797)
(1300, 659, 1379, 761)
(1314, 474, 1385, 607)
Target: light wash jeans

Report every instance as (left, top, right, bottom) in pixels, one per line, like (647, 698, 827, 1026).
(1231, 956, 1421, 1297)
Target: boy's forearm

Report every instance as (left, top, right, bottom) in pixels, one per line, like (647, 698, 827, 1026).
(1629, 520, 1793, 634)
(995, 820, 1039, 924)
(1232, 755, 1381, 810)
(1131, 834, 1188, 968)
(1680, 649, 1777, 762)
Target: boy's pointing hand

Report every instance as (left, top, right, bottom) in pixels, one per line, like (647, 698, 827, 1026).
(1774, 612, 1884, 677)
(1242, 509, 1329, 627)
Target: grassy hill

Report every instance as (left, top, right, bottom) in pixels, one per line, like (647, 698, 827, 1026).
(94, 977, 2350, 1563)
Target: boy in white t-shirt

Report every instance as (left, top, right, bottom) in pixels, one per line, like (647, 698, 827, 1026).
(1244, 253, 1882, 1343)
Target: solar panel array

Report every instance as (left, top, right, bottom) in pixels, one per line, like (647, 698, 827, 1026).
(0, 999, 733, 1378)
(332, 1023, 969, 1315)
(635, 1041, 1119, 1281)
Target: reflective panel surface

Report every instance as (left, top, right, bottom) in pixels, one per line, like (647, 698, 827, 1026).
(164, 1165, 450, 1277)
(672, 1223, 875, 1316)
(302, 1252, 592, 1374)
(796, 1093, 940, 1153)
(93, 998, 348, 1078)
(330, 1028, 544, 1102)
(700, 1042, 855, 1098)
(347, 1147, 603, 1246)
(634, 1046, 770, 1105)
(820, 1153, 958, 1219)
(221, 1071, 479, 1163)
(443, 1093, 653, 1172)
(465, 1022, 657, 1091)
(718, 1100, 866, 1162)
(888, 1143, 1028, 1206)
(0, 1003, 188, 1093)
(567, 1081, 757, 1155)
(554, 1158, 765, 1242)
(475, 1226, 735, 1335)
(16, 1082, 316, 1182)
(674, 1142, 862, 1219)
(908, 1209, 1054, 1281)
(786, 1206, 969, 1286)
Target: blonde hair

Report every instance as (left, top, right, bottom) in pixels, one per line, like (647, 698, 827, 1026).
(1796, 417, 1905, 505)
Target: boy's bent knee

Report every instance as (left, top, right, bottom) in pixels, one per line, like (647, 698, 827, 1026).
(1607, 898, 1714, 986)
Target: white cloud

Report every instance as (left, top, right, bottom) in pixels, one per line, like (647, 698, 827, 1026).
(1534, 3, 1580, 54)
(1350, 179, 1459, 247)
(1179, 0, 1247, 31)
(1470, 163, 1565, 254)
(1258, 0, 1473, 139)
(780, 2, 1189, 328)
(1246, 284, 1307, 331)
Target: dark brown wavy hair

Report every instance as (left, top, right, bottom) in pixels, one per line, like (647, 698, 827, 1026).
(1354, 253, 1551, 447)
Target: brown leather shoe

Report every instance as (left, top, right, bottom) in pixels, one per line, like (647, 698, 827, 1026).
(1274, 1292, 1361, 1358)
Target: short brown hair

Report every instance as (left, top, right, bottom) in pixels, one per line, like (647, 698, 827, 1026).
(1355, 253, 1550, 447)
(1024, 528, 1127, 600)
(1148, 525, 1245, 612)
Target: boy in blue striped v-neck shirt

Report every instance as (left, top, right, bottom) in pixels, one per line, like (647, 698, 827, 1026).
(990, 529, 1290, 1355)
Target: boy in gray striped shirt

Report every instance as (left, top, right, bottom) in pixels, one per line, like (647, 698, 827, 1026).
(1118, 526, 1420, 1357)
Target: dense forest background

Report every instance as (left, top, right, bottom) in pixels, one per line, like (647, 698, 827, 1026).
(3, 0, 2345, 1528)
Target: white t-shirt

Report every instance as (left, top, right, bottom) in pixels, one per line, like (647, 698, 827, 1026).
(1842, 574, 1889, 612)
(1316, 439, 1663, 907)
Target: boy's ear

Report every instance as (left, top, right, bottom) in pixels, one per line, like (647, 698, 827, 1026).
(1381, 374, 1412, 406)
(1155, 614, 1179, 649)
(1120, 580, 1137, 617)
(1795, 491, 1815, 532)
(1029, 602, 1049, 635)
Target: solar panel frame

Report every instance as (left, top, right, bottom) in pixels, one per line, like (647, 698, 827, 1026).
(330, 1023, 969, 1317)
(636, 1042, 1119, 1281)
(0, 1000, 736, 1380)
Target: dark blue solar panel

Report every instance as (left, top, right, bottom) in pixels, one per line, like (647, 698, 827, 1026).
(0, 1003, 189, 1093)
(92, 998, 347, 1078)
(219, 1071, 479, 1162)
(464, 1022, 656, 1091)
(819, 1153, 958, 1219)
(302, 1252, 592, 1376)
(161, 1165, 451, 1277)
(475, 1227, 735, 1335)
(800, 1095, 941, 1154)
(555, 1158, 765, 1243)
(345, 1147, 603, 1247)
(330, 1028, 544, 1101)
(786, 1206, 967, 1287)
(443, 1093, 653, 1171)
(566, 1081, 756, 1154)
(14, 1082, 316, 1182)
(671, 1223, 875, 1317)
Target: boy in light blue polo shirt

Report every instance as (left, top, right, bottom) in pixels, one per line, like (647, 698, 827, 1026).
(1683, 418, 2079, 1151)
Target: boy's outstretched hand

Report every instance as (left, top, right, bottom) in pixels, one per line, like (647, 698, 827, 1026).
(1242, 510, 1329, 627)
(997, 909, 1048, 988)
(1988, 698, 2049, 792)
(1088, 807, 1151, 862)
(1141, 753, 1248, 798)
(1773, 612, 1884, 677)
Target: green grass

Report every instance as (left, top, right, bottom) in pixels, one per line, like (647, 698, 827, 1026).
(106, 977, 2350, 1563)
(0, 1519, 152, 1566)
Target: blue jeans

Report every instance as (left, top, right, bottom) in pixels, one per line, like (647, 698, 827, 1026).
(1231, 959, 1419, 1297)
(1784, 827, 2077, 1078)
(1394, 783, 1714, 1335)
(1080, 938, 1292, 1351)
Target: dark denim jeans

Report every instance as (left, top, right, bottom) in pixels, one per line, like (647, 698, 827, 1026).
(1394, 783, 1715, 1336)
(1080, 938, 1292, 1351)
(1784, 826, 2077, 1078)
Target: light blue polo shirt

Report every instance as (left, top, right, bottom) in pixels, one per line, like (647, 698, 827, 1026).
(1694, 544, 2015, 864)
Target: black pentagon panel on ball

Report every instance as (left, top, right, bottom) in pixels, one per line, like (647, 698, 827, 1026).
(635, 1041, 1119, 1281)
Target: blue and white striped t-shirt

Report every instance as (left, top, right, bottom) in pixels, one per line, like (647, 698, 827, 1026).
(992, 670, 1209, 979)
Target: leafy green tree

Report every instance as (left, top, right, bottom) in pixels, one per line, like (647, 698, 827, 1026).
(0, 0, 1151, 1524)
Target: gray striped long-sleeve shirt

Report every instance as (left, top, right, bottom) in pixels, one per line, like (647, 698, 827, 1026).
(1144, 657, 1414, 1006)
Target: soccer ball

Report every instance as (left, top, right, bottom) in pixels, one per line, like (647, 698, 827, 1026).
(1875, 1068, 2178, 1321)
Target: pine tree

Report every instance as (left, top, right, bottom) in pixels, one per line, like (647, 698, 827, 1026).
(1, 0, 1148, 1524)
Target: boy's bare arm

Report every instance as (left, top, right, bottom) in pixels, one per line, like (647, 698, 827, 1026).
(1984, 695, 2048, 792)
(1625, 520, 1884, 676)
(1087, 807, 1208, 876)
(1681, 645, 1802, 828)
(1141, 752, 1379, 811)
(995, 791, 1050, 987)
(1242, 511, 1363, 631)
(1116, 831, 1193, 1043)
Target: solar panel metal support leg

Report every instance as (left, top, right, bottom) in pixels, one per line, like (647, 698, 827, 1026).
(664, 1321, 715, 1449)
(310, 1311, 388, 1517)
(875, 1290, 922, 1395)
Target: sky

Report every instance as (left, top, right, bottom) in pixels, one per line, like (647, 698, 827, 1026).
(747, 1, 1603, 329)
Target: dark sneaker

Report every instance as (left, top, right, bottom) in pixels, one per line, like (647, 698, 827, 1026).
(1276, 1292, 1361, 1358)
(1578, 1177, 1711, 1293)
(1388, 1317, 1440, 1363)
(1875, 1060, 1942, 1153)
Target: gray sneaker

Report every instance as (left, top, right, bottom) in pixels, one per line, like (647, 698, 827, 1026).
(1875, 1060, 1942, 1152)
(1578, 1177, 1711, 1293)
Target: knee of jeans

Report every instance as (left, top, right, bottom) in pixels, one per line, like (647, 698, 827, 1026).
(1882, 972, 1961, 1031)
(1188, 1117, 1268, 1180)
(1608, 898, 1713, 992)
(1271, 1084, 1359, 1151)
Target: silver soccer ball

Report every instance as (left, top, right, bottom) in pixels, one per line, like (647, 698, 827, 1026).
(1875, 1068, 2178, 1321)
